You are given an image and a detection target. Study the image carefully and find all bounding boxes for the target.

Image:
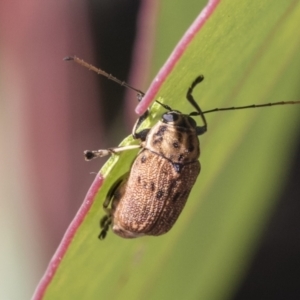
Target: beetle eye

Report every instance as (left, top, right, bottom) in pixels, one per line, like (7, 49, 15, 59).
(162, 112, 179, 123)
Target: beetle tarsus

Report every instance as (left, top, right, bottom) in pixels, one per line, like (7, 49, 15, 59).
(98, 230, 107, 240)
(84, 149, 114, 160)
(84, 151, 95, 160)
(99, 215, 111, 240)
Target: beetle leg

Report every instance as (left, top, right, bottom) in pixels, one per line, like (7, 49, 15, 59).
(99, 215, 111, 240)
(98, 173, 129, 240)
(133, 128, 150, 141)
(187, 76, 208, 135)
(132, 110, 151, 141)
(84, 144, 141, 161)
(103, 173, 128, 208)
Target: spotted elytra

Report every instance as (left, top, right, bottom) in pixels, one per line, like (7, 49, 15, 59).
(65, 56, 300, 239)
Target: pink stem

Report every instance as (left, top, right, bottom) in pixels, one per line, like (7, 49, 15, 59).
(32, 175, 103, 300)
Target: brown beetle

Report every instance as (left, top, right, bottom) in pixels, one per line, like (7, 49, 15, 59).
(86, 76, 206, 239)
(65, 56, 300, 239)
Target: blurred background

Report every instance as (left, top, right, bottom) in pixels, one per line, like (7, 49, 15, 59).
(0, 1, 146, 298)
(0, 0, 300, 299)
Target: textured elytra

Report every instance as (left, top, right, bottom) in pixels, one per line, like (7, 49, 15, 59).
(112, 151, 200, 238)
(107, 114, 201, 238)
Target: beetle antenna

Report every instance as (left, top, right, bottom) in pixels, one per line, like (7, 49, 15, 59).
(64, 56, 145, 99)
(155, 100, 173, 111)
(203, 101, 300, 114)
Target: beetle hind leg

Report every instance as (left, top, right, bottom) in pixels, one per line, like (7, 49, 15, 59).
(99, 214, 112, 240)
(97, 173, 129, 240)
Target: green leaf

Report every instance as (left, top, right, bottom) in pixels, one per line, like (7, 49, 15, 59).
(34, 0, 300, 299)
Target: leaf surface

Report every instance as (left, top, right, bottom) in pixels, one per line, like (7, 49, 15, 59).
(34, 0, 300, 299)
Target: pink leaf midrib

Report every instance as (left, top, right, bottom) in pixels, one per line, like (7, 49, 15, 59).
(135, 0, 221, 115)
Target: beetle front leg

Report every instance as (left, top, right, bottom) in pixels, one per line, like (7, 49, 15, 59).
(84, 144, 141, 161)
(132, 110, 151, 141)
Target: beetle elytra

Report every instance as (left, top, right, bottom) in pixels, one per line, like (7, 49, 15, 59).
(65, 56, 300, 239)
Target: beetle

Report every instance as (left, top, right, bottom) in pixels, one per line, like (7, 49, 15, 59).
(86, 75, 206, 239)
(65, 56, 300, 239)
